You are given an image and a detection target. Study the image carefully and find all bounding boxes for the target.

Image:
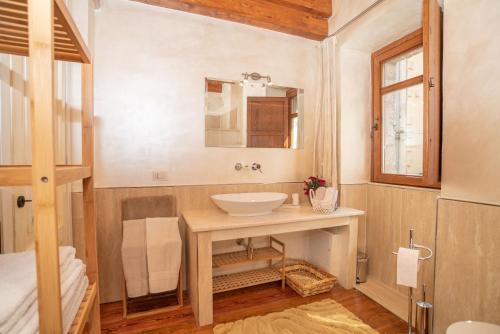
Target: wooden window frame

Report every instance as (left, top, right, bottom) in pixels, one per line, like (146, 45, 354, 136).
(371, 26, 441, 188)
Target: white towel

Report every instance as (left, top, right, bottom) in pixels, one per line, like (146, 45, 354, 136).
(146, 217, 182, 294)
(1, 259, 84, 334)
(12, 273, 89, 334)
(121, 219, 149, 298)
(320, 187, 338, 206)
(5, 260, 86, 334)
(63, 276, 89, 334)
(396, 247, 420, 288)
(0, 247, 75, 328)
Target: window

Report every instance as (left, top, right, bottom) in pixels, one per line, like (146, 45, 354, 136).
(371, 17, 442, 188)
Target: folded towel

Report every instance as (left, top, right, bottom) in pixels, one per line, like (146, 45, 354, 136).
(63, 276, 89, 334)
(0, 247, 75, 328)
(5, 259, 86, 334)
(121, 219, 149, 298)
(320, 188, 338, 206)
(12, 273, 89, 334)
(1, 259, 84, 334)
(146, 217, 182, 293)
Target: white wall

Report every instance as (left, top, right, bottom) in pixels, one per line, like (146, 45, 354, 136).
(328, 0, 379, 34)
(441, 0, 500, 205)
(337, 48, 372, 184)
(93, 0, 320, 188)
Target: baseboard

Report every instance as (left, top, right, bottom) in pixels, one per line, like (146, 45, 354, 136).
(355, 277, 408, 322)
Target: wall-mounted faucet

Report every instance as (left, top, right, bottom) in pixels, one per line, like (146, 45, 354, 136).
(251, 163, 262, 173)
(234, 162, 246, 171)
(234, 162, 263, 173)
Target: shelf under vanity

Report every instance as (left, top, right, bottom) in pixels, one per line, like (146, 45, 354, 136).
(184, 206, 362, 326)
(212, 236, 285, 294)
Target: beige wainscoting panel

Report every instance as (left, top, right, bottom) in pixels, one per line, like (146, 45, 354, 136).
(365, 183, 438, 311)
(339, 184, 367, 253)
(94, 182, 305, 303)
(434, 199, 500, 334)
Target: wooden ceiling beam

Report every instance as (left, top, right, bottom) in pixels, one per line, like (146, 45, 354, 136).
(266, 0, 331, 18)
(133, 0, 328, 40)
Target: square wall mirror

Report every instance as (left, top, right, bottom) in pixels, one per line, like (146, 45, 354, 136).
(205, 78, 304, 149)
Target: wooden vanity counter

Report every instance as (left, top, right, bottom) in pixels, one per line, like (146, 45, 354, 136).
(183, 206, 364, 326)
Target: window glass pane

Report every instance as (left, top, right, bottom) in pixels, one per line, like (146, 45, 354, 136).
(383, 47, 423, 87)
(382, 83, 423, 176)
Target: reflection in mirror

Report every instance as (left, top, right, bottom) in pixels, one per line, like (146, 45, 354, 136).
(205, 78, 304, 149)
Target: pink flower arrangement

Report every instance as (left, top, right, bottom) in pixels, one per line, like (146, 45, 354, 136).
(303, 176, 326, 195)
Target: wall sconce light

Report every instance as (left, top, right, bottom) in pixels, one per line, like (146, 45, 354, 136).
(240, 72, 273, 87)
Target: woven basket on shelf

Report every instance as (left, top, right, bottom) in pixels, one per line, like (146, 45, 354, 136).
(276, 259, 337, 297)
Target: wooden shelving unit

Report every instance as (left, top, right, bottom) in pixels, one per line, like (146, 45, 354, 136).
(0, 0, 91, 63)
(212, 237, 286, 294)
(213, 247, 283, 269)
(68, 282, 98, 334)
(213, 267, 283, 294)
(0, 0, 100, 333)
(0, 165, 91, 186)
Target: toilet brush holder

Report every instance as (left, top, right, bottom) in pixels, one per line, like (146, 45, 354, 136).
(415, 285, 433, 334)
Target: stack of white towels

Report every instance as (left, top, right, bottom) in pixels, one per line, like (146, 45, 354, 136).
(121, 217, 182, 298)
(0, 247, 88, 334)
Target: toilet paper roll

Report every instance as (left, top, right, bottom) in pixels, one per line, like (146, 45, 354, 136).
(396, 247, 420, 288)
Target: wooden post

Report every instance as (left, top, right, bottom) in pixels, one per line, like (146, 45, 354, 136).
(28, 0, 64, 333)
(82, 62, 101, 333)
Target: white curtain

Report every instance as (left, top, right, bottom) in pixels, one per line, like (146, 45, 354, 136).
(313, 37, 338, 187)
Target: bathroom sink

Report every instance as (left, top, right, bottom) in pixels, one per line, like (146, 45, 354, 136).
(447, 321, 500, 334)
(211, 192, 288, 216)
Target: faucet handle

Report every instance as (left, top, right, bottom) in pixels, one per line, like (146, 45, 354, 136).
(251, 163, 262, 173)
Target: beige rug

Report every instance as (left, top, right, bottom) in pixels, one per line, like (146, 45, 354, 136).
(213, 299, 379, 334)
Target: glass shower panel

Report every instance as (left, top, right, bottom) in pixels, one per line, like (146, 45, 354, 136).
(382, 83, 424, 176)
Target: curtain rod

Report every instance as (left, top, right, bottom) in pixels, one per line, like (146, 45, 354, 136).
(324, 0, 388, 40)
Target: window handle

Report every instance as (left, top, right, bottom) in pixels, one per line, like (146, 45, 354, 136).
(371, 122, 379, 138)
(429, 77, 435, 88)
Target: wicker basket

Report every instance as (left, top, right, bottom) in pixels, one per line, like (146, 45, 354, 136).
(276, 259, 337, 297)
(309, 187, 339, 214)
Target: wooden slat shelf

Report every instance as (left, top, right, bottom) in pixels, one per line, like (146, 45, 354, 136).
(213, 268, 282, 294)
(0, 0, 90, 63)
(213, 247, 283, 269)
(212, 236, 286, 294)
(68, 282, 97, 334)
(0, 165, 91, 186)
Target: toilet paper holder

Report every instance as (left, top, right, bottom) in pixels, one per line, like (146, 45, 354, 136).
(392, 229, 433, 334)
(392, 243, 433, 260)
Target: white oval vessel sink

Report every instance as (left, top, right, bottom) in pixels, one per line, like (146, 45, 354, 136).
(211, 192, 288, 216)
(447, 321, 500, 334)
